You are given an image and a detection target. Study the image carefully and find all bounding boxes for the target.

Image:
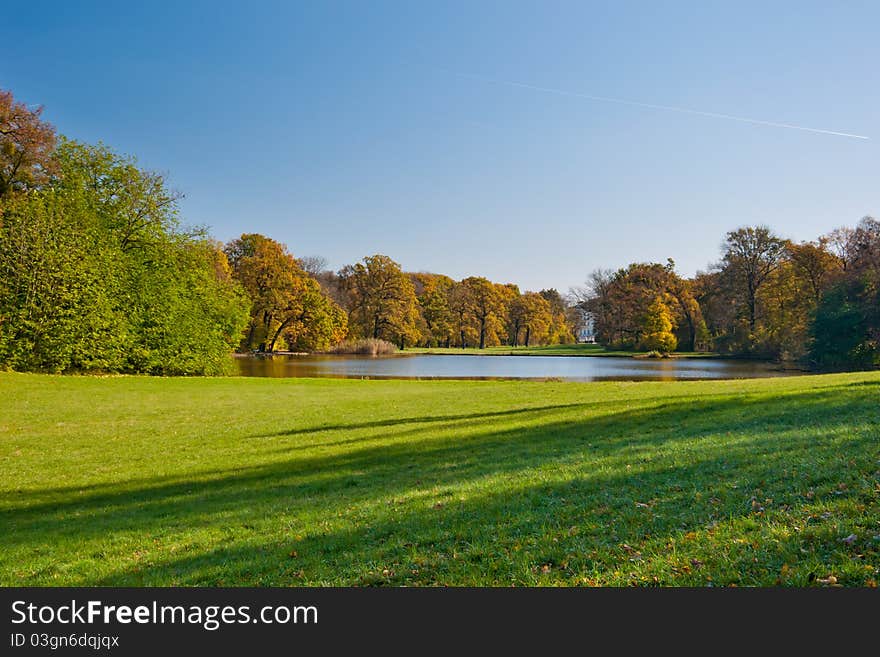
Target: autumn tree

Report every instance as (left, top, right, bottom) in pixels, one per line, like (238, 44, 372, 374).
(848, 216, 880, 275)
(513, 292, 553, 346)
(639, 296, 678, 353)
(576, 261, 704, 352)
(269, 280, 347, 352)
(539, 288, 576, 344)
(0, 89, 57, 198)
(225, 234, 345, 352)
(720, 226, 788, 332)
(788, 240, 843, 304)
(750, 239, 844, 360)
(297, 255, 328, 278)
(448, 281, 475, 348)
(413, 273, 455, 347)
(338, 254, 419, 347)
(461, 276, 505, 349)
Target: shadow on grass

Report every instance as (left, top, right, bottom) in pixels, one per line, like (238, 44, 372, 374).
(251, 403, 595, 439)
(3, 383, 877, 585)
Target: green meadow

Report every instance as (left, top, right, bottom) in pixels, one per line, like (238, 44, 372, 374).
(1, 371, 878, 586)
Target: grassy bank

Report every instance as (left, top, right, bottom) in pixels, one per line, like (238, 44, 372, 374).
(1, 371, 878, 586)
(407, 343, 718, 357)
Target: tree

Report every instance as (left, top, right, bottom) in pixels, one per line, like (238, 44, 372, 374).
(297, 255, 328, 278)
(826, 226, 856, 272)
(460, 277, 504, 349)
(448, 281, 475, 348)
(720, 226, 788, 332)
(809, 278, 878, 370)
(0, 89, 57, 198)
(225, 234, 345, 352)
(338, 254, 419, 347)
(267, 278, 347, 352)
(848, 216, 880, 275)
(0, 188, 121, 371)
(576, 261, 701, 352)
(808, 216, 880, 370)
(571, 269, 617, 345)
(0, 137, 249, 375)
(55, 139, 182, 254)
(788, 240, 843, 304)
(539, 288, 576, 344)
(414, 273, 455, 347)
(640, 296, 678, 353)
(514, 293, 553, 347)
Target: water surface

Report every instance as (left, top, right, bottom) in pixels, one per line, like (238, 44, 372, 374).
(233, 353, 794, 382)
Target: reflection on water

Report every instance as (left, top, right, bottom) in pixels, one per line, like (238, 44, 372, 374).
(233, 353, 795, 382)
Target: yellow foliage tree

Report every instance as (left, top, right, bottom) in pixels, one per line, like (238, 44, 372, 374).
(640, 296, 678, 353)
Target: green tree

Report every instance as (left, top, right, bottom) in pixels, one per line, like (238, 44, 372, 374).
(0, 188, 123, 371)
(0, 137, 249, 375)
(809, 279, 878, 370)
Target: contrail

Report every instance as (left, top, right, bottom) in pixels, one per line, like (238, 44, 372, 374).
(454, 72, 869, 140)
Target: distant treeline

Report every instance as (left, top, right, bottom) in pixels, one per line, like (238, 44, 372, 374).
(1, 87, 878, 374)
(573, 220, 880, 369)
(225, 237, 575, 354)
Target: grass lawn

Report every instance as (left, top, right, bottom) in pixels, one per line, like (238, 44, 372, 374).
(407, 343, 717, 357)
(1, 371, 878, 587)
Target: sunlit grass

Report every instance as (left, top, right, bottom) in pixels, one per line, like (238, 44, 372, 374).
(1, 371, 878, 586)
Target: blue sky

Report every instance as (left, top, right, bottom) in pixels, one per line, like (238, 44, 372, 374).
(4, 1, 878, 292)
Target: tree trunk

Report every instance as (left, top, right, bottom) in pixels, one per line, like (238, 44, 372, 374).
(524, 326, 531, 347)
(268, 327, 283, 353)
(479, 317, 486, 349)
(268, 315, 298, 352)
(747, 277, 757, 332)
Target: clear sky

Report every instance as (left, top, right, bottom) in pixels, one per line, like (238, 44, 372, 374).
(4, 1, 878, 292)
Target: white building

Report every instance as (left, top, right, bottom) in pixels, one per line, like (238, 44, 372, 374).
(576, 310, 596, 343)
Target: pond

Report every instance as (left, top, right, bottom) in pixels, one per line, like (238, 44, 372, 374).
(233, 353, 796, 382)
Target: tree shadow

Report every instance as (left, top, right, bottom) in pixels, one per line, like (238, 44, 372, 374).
(3, 383, 877, 585)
